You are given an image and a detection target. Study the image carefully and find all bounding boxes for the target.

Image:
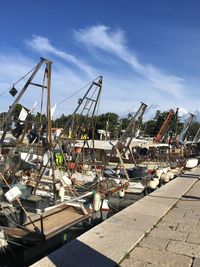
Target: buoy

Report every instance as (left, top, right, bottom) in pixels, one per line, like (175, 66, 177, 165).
(167, 171, 174, 180)
(5, 186, 22, 202)
(160, 173, 170, 183)
(93, 192, 102, 212)
(44, 185, 50, 191)
(0, 230, 8, 250)
(61, 175, 72, 186)
(148, 178, 159, 189)
(59, 186, 65, 202)
(161, 167, 169, 174)
(156, 169, 163, 179)
(119, 189, 125, 198)
(185, 158, 198, 169)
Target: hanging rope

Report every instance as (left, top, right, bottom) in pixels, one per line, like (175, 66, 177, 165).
(0, 63, 40, 98)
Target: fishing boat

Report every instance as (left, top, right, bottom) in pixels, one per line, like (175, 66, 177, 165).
(0, 58, 96, 255)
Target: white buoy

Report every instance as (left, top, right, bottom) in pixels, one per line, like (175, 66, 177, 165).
(160, 173, 170, 183)
(119, 189, 125, 198)
(185, 158, 198, 169)
(44, 185, 50, 191)
(0, 230, 8, 250)
(156, 169, 163, 179)
(5, 186, 22, 202)
(61, 175, 72, 186)
(162, 167, 170, 174)
(93, 192, 102, 212)
(148, 178, 159, 189)
(59, 186, 65, 202)
(167, 171, 174, 180)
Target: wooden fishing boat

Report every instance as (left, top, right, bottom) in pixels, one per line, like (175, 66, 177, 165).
(0, 58, 96, 254)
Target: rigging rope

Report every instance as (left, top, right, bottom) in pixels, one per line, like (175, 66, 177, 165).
(0, 63, 39, 98)
(56, 76, 102, 106)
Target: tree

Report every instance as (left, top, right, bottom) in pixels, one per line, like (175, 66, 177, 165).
(95, 112, 119, 139)
(187, 121, 200, 140)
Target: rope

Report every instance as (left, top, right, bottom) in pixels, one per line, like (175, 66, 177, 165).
(56, 76, 101, 106)
(0, 63, 39, 98)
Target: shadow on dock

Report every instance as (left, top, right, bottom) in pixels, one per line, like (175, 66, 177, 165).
(42, 239, 117, 267)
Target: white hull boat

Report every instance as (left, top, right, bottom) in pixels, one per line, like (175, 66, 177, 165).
(185, 158, 198, 169)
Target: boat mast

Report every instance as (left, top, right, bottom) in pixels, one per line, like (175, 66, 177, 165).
(0, 58, 47, 146)
(179, 113, 195, 144)
(109, 102, 148, 178)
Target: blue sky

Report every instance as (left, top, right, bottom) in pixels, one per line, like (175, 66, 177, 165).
(0, 0, 200, 120)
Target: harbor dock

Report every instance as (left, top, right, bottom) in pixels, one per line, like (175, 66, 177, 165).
(31, 166, 200, 267)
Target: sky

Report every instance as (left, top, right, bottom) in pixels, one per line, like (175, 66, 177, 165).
(0, 0, 200, 120)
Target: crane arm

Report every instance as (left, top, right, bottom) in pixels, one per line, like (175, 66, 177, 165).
(155, 109, 174, 143)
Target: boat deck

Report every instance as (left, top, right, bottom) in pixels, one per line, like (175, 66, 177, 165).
(3, 203, 90, 242)
(25, 205, 90, 239)
(24, 204, 90, 239)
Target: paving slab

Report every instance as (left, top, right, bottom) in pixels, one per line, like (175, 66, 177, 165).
(192, 257, 200, 267)
(129, 247, 192, 267)
(167, 240, 200, 258)
(139, 235, 170, 251)
(161, 212, 186, 221)
(146, 264, 164, 267)
(184, 181, 200, 196)
(183, 210, 200, 219)
(161, 214, 199, 225)
(177, 224, 200, 233)
(164, 208, 186, 218)
(157, 220, 179, 231)
(120, 259, 147, 267)
(149, 227, 188, 241)
(176, 199, 200, 208)
(187, 232, 200, 244)
(150, 177, 197, 199)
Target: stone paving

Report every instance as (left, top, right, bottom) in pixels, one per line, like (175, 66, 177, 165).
(120, 179, 200, 267)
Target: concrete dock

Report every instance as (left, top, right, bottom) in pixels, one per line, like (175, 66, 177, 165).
(31, 166, 200, 267)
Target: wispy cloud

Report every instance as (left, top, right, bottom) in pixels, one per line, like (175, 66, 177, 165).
(26, 35, 95, 77)
(74, 25, 185, 98)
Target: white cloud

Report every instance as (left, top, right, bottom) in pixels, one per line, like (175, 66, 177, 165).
(178, 107, 188, 117)
(74, 25, 185, 98)
(26, 35, 95, 77)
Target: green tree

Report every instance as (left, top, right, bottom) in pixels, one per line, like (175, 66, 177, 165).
(187, 121, 200, 140)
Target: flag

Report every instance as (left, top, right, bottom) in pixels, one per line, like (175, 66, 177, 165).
(51, 104, 57, 119)
(18, 107, 28, 121)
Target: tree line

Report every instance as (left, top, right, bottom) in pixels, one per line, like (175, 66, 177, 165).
(0, 106, 199, 140)
(53, 110, 200, 140)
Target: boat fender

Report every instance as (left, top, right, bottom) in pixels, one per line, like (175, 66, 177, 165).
(167, 171, 174, 180)
(0, 230, 8, 249)
(93, 192, 102, 212)
(162, 167, 169, 174)
(5, 186, 22, 202)
(160, 173, 170, 183)
(119, 189, 125, 198)
(44, 185, 50, 191)
(61, 175, 72, 186)
(148, 178, 159, 189)
(156, 169, 163, 179)
(59, 186, 65, 202)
